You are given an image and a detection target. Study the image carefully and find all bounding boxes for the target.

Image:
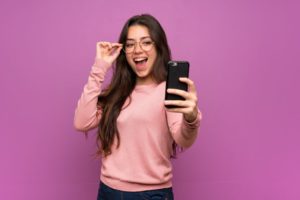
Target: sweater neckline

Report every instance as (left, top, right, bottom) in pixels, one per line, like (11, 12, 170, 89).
(134, 83, 158, 92)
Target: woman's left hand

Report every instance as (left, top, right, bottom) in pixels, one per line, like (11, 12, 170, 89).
(164, 77, 199, 123)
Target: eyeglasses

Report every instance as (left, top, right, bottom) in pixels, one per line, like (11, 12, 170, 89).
(123, 39, 155, 54)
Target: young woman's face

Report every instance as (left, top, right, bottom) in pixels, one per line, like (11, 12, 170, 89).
(125, 25, 157, 85)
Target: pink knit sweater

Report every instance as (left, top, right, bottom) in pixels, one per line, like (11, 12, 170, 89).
(74, 59, 202, 191)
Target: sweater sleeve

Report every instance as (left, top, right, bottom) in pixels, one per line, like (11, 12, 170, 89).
(73, 59, 111, 132)
(166, 109, 202, 148)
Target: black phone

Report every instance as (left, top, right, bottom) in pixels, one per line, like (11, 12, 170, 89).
(165, 61, 190, 108)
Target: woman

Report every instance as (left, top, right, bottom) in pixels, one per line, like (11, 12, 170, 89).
(74, 14, 202, 200)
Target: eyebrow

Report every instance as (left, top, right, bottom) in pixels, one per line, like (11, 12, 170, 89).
(126, 36, 151, 41)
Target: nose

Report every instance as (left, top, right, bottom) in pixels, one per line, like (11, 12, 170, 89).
(133, 42, 143, 53)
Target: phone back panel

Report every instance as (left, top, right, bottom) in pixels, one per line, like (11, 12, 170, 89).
(165, 61, 189, 104)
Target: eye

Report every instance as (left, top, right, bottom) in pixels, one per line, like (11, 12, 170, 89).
(142, 41, 153, 46)
(125, 43, 135, 48)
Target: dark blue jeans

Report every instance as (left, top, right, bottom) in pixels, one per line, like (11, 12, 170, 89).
(97, 181, 174, 200)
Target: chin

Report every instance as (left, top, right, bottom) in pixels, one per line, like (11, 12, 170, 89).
(135, 71, 149, 78)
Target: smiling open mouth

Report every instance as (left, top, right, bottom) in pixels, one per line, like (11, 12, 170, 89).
(134, 58, 148, 65)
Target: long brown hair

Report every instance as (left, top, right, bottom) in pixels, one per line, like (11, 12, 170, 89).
(97, 14, 172, 157)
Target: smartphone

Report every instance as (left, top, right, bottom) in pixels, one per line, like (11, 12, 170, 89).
(165, 61, 190, 108)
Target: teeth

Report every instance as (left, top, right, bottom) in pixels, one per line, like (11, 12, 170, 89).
(134, 58, 147, 62)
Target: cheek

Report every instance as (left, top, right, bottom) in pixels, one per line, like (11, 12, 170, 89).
(149, 51, 157, 63)
(125, 55, 130, 62)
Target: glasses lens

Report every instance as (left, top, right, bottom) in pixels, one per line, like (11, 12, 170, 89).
(124, 40, 154, 53)
(124, 43, 135, 53)
(141, 40, 153, 51)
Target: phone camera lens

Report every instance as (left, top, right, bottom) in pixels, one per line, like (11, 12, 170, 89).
(170, 62, 177, 67)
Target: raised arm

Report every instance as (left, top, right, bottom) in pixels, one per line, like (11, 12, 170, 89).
(74, 42, 123, 132)
(74, 59, 110, 131)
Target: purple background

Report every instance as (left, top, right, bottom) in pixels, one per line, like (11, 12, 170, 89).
(1, 0, 299, 199)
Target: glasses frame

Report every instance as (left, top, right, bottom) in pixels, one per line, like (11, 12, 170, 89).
(122, 39, 155, 54)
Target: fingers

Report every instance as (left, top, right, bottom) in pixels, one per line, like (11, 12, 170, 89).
(98, 41, 110, 49)
(165, 97, 197, 108)
(98, 42, 122, 50)
(164, 99, 195, 108)
(164, 98, 198, 121)
(166, 88, 197, 102)
(166, 88, 189, 99)
(165, 78, 199, 116)
(111, 43, 123, 48)
(97, 42, 122, 56)
(164, 103, 195, 115)
(179, 77, 197, 94)
(96, 41, 123, 63)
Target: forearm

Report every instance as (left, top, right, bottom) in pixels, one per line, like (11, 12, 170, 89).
(74, 59, 111, 131)
(168, 109, 202, 148)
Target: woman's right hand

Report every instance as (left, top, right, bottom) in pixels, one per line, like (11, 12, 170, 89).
(96, 41, 123, 65)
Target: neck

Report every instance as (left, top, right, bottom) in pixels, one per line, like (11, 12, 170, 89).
(136, 76, 156, 85)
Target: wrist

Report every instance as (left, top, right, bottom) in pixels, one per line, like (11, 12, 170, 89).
(94, 58, 112, 69)
(184, 109, 198, 123)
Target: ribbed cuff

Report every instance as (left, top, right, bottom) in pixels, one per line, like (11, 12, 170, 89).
(183, 108, 202, 127)
(92, 58, 112, 73)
